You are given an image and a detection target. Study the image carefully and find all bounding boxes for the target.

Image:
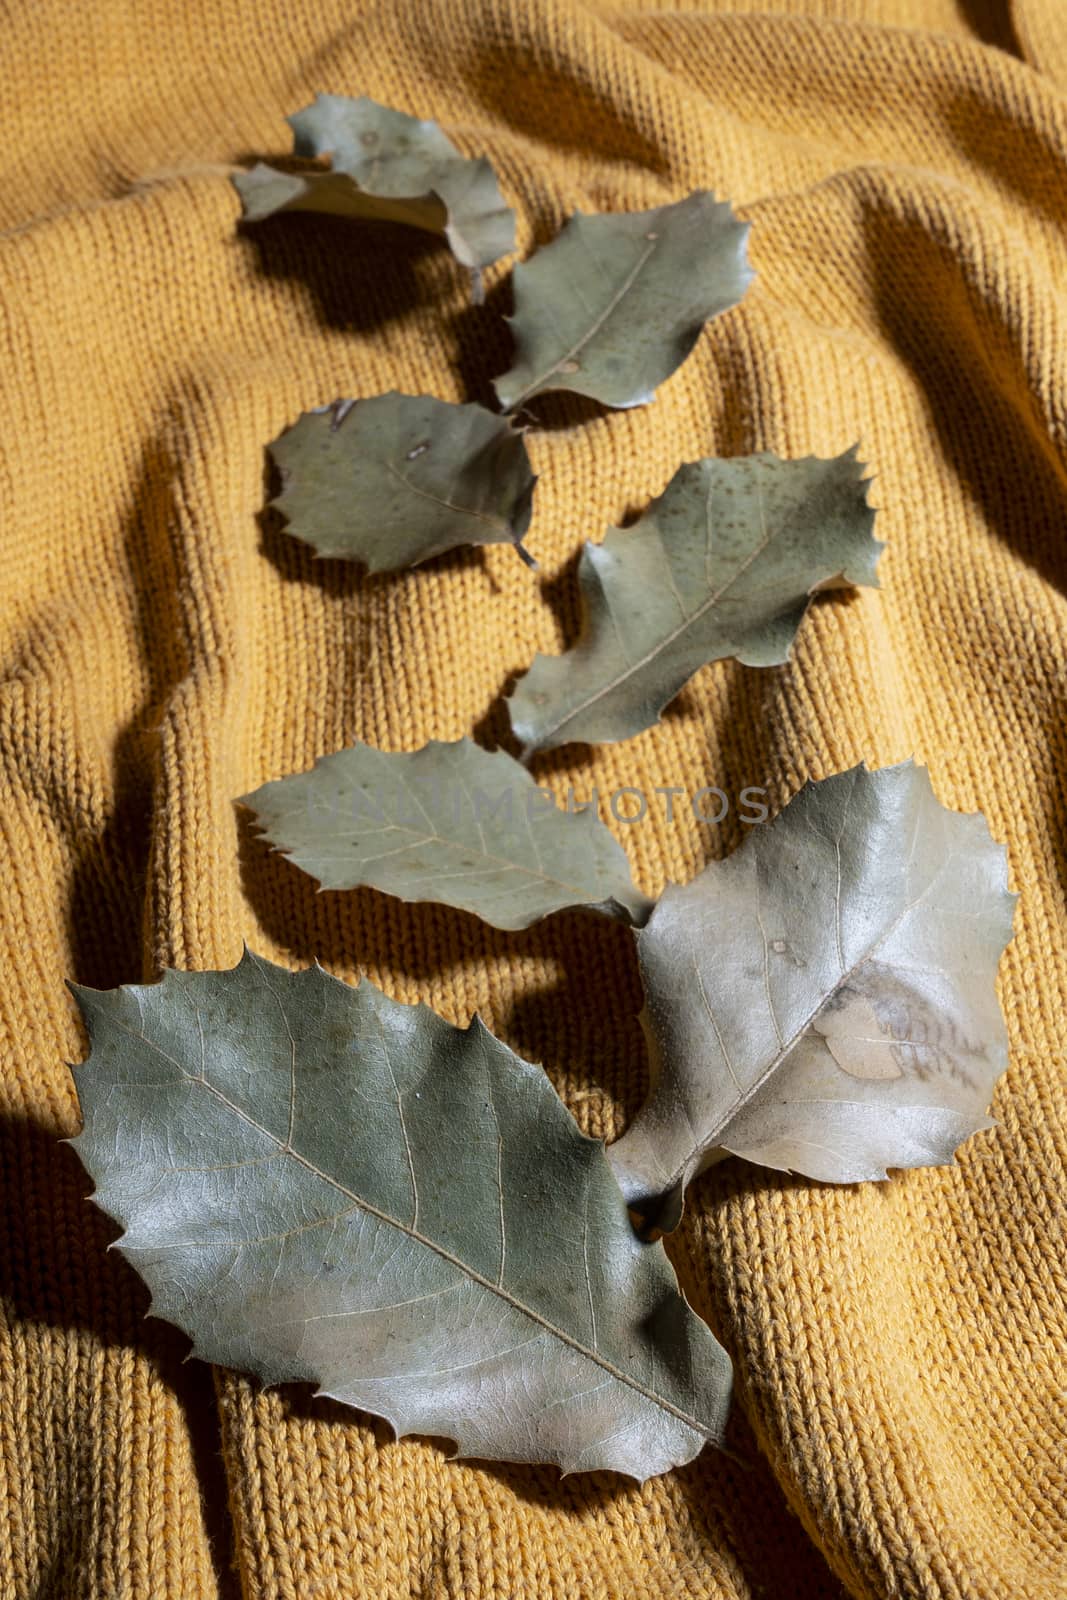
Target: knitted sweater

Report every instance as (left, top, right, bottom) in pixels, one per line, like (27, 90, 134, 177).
(0, 1, 1063, 1595)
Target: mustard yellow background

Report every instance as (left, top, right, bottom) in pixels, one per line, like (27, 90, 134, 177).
(1, 1, 1064, 1595)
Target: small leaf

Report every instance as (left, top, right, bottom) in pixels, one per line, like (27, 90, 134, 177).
(240, 737, 654, 930)
(608, 763, 1016, 1231)
(510, 449, 881, 758)
(269, 394, 537, 572)
(234, 95, 515, 281)
(70, 952, 732, 1478)
(493, 193, 752, 413)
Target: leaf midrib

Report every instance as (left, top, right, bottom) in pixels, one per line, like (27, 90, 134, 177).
(526, 481, 783, 750)
(265, 775, 632, 907)
(504, 233, 659, 411)
(657, 782, 950, 1187)
(383, 460, 508, 535)
(102, 1009, 713, 1441)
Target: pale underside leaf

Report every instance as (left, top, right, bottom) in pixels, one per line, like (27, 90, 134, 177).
(493, 192, 753, 413)
(608, 762, 1016, 1230)
(510, 449, 882, 758)
(70, 952, 732, 1478)
(269, 394, 536, 572)
(240, 738, 653, 931)
(234, 94, 515, 279)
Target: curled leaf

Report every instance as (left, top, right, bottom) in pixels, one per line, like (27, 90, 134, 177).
(609, 762, 1016, 1231)
(234, 95, 515, 283)
(493, 192, 752, 413)
(269, 394, 536, 572)
(240, 737, 654, 930)
(71, 952, 732, 1478)
(510, 449, 881, 758)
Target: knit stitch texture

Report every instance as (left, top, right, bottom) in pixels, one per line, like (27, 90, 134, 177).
(0, 1, 1064, 1596)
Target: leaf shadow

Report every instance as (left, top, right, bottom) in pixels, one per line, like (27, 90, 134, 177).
(450, 273, 514, 412)
(466, 539, 594, 771)
(235, 207, 445, 336)
(269, 1342, 846, 1595)
(465, 690, 697, 785)
(0, 1112, 240, 1597)
(63, 728, 154, 991)
(529, 540, 587, 652)
(236, 810, 650, 1130)
(506, 390, 624, 436)
(953, 0, 1021, 52)
(468, 691, 525, 759)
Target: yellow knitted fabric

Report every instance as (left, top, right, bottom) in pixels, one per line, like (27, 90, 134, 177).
(1, 1, 1064, 1595)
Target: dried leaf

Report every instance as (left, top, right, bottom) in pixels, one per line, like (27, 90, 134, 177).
(234, 95, 515, 281)
(609, 763, 1016, 1230)
(510, 449, 881, 758)
(493, 193, 752, 413)
(70, 952, 732, 1478)
(240, 737, 654, 930)
(269, 394, 536, 572)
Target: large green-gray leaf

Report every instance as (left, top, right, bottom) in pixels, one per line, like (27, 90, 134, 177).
(234, 95, 515, 282)
(240, 738, 653, 930)
(70, 952, 731, 1477)
(493, 193, 752, 412)
(269, 394, 536, 572)
(510, 449, 881, 758)
(609, 763, 1016, 1231)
